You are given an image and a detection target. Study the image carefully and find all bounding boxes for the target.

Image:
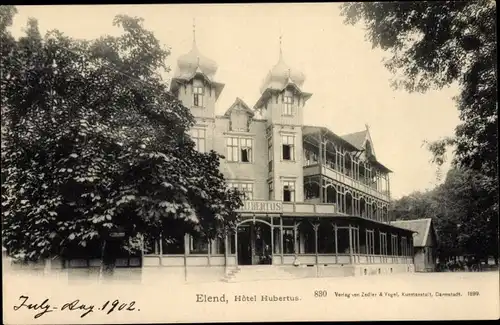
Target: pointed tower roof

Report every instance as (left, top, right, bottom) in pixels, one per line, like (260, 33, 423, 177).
(259, 35, 306, 94)
(170, 19, 225, 100)
(174, 19, 218, 82)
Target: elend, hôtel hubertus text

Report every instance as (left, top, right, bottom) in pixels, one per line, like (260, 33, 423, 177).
(196, 294, 300, 303)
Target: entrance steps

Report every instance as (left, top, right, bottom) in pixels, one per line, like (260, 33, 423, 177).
(221, 265, 298, 283)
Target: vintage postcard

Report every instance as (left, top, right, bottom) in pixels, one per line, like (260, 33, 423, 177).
(2, 2, 499, 323)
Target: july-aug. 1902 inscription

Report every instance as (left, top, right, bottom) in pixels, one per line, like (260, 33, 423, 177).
(12, 295, 140, 319)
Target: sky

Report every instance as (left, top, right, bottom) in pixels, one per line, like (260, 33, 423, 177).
(10, 4, 461, 199)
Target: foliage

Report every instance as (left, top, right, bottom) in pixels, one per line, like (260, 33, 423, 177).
(342, 1, 498, 262)
(391, 168, 498, 261)
(1, 7, 242, 262)
(341, 1, 497, 177)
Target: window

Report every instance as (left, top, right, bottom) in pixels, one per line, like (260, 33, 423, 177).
(193, 86, 204, 107)
(226, 137, 239, 162)
(190, 234, 208, 254)
(390, 235, 398, 256)
(228, 182, 254, 200)
(213, 237, 224, 255)
(281, 134, 295, 161)
(162, 234, 185, 254)
(379, 232, 388, 255)
(401, 237, 407, 256)
(283, 228, 295, 254)
(283, 180, 295, 202)
(283, 95, 293, 115)
(240, 183, 253, 200)
(143, 235, 160, 255)
(268, 182, 273, 200)
(240, 138, 252, 163)
(268, 137, 273, 172)
(226, 137, 253, 163)
(190, 128, 206, 153)
(366, 230, 375, 255)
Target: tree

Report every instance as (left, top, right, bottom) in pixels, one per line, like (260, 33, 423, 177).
(1, 7, 242, 263)
(340, 1, 497, 176)
(437, 168, 498, 263)
(391, 167, 498, 262)
(390, 190, 438, 221)
(342, 1, 498, 263)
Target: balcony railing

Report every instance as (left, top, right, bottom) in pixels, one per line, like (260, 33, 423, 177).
(304, 163, 390, 201)
(282, 202, 337, 215)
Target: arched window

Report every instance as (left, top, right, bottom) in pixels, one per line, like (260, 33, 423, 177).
(345, 192, 353, 215)
(326, 185, 337, 204)
(382, 206, 388, 222)
(360, 197, 367, 217)
(344, 153, 353, 177)
(304, 181, 320, 199)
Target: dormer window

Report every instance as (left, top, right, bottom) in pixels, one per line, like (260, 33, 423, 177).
(283, 95, 293, 116)
(193, 86, 204, 107)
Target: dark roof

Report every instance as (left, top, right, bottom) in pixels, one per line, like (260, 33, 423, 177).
(367, 156, 393, 173)
(390, 218, 435, 247)
(302, 125, 360, 152)
(341, 130, 367, 150)
(171, 75, 225, 100)
(303, 125, 393, 173)
(253, 87, 312, 110)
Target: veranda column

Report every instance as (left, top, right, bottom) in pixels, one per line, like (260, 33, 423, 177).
(293, 222, 299, 257)
(348, 224, 353, 264)
(387, 174, 391, 201)
(207, 239, 212, 266)
(270, 217, 274, 265)
(313, 223, 319, 266)
(356, 226, 361, 264)
(224, 233, 228, 273)
(234, 229, 238, 266)
(159, 233, 163, 266)
(183, 234, 189, 281)
(365, 228, 369, 264)
(280, 217, 284, 263)
(334, 223, 338, 264)
(318, 131, 323, 166)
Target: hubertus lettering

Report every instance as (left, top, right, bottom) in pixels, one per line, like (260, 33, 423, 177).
(241, 201, 282, 213)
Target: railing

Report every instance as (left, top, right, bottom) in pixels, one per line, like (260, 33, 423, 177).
(282, 202, 337, 215)
(304, 163, 390, 201)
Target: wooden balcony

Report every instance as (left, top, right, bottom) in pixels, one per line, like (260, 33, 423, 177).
(236, 200, 338, 217)
(304, 163, 390, 201)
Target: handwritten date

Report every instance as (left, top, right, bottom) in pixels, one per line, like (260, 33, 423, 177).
(13, 295, 139, 319)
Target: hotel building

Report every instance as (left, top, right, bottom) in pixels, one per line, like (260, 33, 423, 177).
(140, 34, 416, 279)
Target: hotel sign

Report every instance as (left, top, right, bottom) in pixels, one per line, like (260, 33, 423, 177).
(237, 200, 283, 214)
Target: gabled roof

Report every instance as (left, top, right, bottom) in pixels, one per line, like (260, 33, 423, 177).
(341, 130, 367, 150)
(303, 124, 392, 173)
(302, 125, 361, 152)
(390, 218, 437, 247)
(224, 97, 255, 117)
